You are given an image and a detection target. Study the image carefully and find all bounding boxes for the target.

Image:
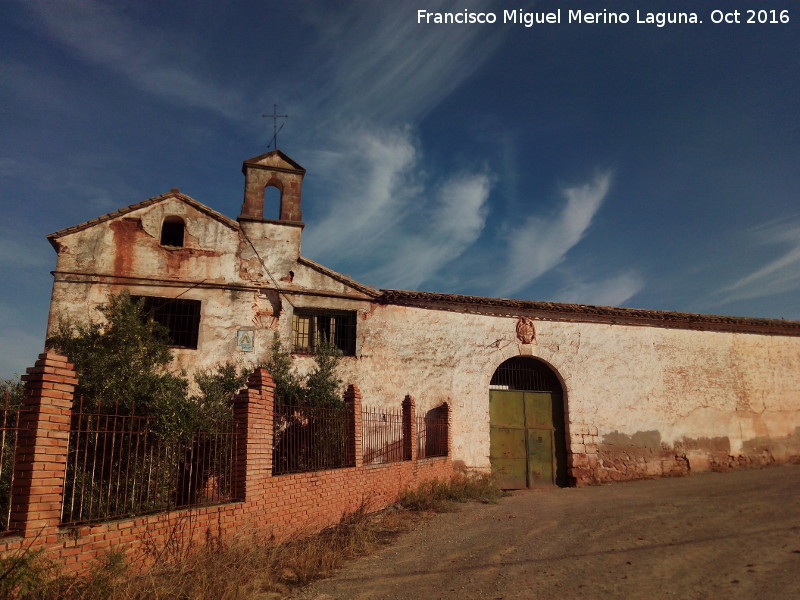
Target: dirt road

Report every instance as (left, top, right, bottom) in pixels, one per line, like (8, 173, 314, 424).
(293, 465, 800, 600)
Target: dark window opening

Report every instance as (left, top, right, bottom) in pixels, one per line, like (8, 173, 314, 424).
(133, 295, 201, 349)
(292, 310, 356, 356)
(160, 216, 185, 247)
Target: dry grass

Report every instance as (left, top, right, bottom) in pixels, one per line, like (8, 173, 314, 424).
(2, 473, 503, 599)
(398, 471, 507, 512)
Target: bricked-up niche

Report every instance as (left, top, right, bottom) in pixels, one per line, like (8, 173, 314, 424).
(240, 149, 305, 222)
(0, 355, 453, 573)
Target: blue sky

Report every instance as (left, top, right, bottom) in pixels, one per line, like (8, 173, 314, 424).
(1, 0, 799, 378)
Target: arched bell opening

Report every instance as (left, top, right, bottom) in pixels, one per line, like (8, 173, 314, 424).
(264, 183, 283, 220)
(489, 356, 569, 489)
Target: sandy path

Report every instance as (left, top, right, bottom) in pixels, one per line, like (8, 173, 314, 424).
(292, 465, 800, 600)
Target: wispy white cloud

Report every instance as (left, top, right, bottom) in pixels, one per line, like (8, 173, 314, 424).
(20, 0, 247, 120)
(297, 1, 504, 280)
(366, 172, 491, 289)
(303, 125, 491, 288)
(300, 0, 505, 126)
(715, 216, 800, 304)
(555, 270, 644, 307)
(302, 126, 420, 260)
(497, 171, 613, 297)
(18, 0, 505, 136)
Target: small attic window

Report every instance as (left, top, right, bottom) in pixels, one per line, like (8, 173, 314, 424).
(160, 216, 185, 247)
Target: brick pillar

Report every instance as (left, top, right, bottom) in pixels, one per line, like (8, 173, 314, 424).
(234, 368, 274, 501)
(402, 395, 417, 461)
(344, 385, 362, 468)
(10, 352, 76, 536)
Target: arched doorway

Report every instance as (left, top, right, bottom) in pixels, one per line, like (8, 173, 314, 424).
(489, 357, 568, 489)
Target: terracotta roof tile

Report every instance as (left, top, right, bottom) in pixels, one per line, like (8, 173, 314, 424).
(378, 289, 800, 336)
(297, 257, 380, 298)
(47, 191, 239, 245)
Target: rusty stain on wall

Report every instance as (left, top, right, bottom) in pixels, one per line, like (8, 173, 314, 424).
(110, 218, 143, 275)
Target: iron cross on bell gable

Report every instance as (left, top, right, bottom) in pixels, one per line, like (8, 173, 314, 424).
(262, 104, 288, 150)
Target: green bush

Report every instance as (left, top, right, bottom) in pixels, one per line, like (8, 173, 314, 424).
(47, 292, 188, 427)
(265, 335, 349, 474)
(262, 334, 343, 408)
(47, 292, 251, 523)
(47, 292, 249, 436)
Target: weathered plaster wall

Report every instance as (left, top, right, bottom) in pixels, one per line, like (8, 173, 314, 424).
(52, 198, 240, 283)
(238, 221, 302, 280)
(47, 197, 374, 376)
(346, 304, 800, 482)
(48, 279, 278, 374)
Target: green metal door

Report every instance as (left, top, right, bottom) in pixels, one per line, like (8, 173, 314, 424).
(489, 391, 527, 489)
(525, 392, 555, 488)
(490, 390, 556, 489)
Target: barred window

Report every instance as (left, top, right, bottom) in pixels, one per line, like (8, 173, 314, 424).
(292, 310, 356, 356)
(133, 296, 201, 349)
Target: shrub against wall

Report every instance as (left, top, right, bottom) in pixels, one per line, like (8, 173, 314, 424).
(47, 292, 188, 425)
(47, 292, 251, 523)
(264, 335, 352, 474)
(47, 292, 249, 431)
(261, 334, 344, 408)
(44, 293, 356, 518)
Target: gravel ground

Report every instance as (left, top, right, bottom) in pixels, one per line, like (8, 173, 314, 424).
(291, 464, 800, 600)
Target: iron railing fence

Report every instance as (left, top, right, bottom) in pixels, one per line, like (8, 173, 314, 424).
(0, 389, 23, 533)
(273, 403, 354, 475)
(417, 411, 448, 459)
(362, 406, 404, 465)
(61, 398, 238, 526)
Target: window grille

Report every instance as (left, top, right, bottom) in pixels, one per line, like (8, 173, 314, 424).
(292, 310, 356, 356)
(133, 296, 201, 349)
(489, 356, 560, 391)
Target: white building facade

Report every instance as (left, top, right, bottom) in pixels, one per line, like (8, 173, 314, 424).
(47, 150, 800, 487)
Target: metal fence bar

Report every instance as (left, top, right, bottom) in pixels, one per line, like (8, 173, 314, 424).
(61, 401, 238, 526)
(272, 403, 354, 475)
(417, 411, 448, 459)
(361, 406, 404, 465)
(0, 388, 23, 533)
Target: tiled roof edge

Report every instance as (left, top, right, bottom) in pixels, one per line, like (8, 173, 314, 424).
(47, 192, 239, 243)
(297, 257, 380, 298)
(378, 289, 800, 336)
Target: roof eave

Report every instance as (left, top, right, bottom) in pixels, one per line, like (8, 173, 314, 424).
(47, 192, 239, 243)
(378, 289, 800, 336)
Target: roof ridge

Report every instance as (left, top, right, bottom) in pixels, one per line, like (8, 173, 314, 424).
(47, 191, 239, 242)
